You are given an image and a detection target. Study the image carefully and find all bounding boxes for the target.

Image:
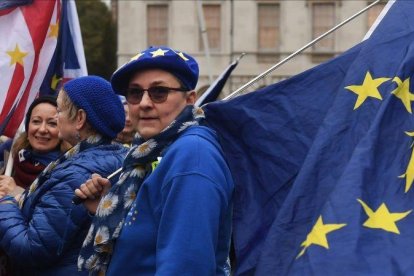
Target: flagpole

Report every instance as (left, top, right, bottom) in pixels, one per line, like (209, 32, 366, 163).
(224, 0, 381, 100)
(4, 122, 24, 176)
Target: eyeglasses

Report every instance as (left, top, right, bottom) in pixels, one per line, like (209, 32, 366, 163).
(125, 86, 188, 104)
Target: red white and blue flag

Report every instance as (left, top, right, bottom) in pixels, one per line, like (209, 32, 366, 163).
(0, 0, 87, 138)
(40, 0, 87, 96)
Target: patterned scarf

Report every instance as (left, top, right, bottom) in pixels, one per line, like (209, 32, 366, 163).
(18, 135, 110, 208)
(13, 148, 61, 189)
(78, 106, 205, 275)
(13, 157, 46, 190)
(18, 147, 61, 166)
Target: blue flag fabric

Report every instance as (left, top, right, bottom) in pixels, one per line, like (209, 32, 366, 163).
(204, 43, 362, 275)
(196, 54, 243, 106)
(0, 0, 32, 10)
(204, 0, 414, 274)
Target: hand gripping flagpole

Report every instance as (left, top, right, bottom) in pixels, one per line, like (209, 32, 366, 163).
(4, 122, 25, 176)
(224, 0, 381, 101)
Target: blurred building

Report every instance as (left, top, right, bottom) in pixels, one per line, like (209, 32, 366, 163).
(112, 0, 385, 97)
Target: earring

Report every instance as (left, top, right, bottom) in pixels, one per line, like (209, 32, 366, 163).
(75, 131, 81, 141)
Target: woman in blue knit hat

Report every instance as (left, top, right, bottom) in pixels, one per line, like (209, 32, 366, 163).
(76, 47, 234, 275)
(0, 76, 128, 275)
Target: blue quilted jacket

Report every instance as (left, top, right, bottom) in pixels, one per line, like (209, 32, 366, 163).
(0, 142, 127, 275)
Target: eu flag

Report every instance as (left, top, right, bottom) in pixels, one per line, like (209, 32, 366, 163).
(204, 0, 414, 274)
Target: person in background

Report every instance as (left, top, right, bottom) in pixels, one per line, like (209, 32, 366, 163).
(0, 96, 70, 194)
(114, 95, 135, 147)
(76, 46, 234, 275)
(0, 76, 128, 275)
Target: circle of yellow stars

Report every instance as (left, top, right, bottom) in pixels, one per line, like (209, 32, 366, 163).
(128, 47, 190, 63)
(344, 70, 414, 194)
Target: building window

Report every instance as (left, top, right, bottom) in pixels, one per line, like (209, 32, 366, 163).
(309, 1, 335, 62)
(257, 2, 280, 63)
(311, 2, 335, 52)
(147, 4, 168, 47)
(200, 4, 221, 51)
(367, 1, 386, 29)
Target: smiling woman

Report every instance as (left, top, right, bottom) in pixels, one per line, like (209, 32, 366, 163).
(0, 96, 69, 191)
(26, 102, 60, 153)
(0, 95, 70, 276)
(0, 76, 128, 275)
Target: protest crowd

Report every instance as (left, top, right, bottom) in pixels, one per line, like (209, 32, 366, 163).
(3, 0, 414, 275)
(0, 45, 234, 275)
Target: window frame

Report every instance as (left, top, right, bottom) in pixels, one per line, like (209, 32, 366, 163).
(257, 1, 281, 63)
(199, 3, 222, 52)
(146, 3, 169, 47)
(307, 0, 338, 62)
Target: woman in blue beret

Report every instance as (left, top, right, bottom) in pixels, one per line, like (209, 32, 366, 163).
(77, 47, 234, 275)
(0, 76, 128, 275)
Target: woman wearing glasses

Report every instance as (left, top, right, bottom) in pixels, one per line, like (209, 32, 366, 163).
(0, 76, 128, 275)
(77, 47, 234, 275)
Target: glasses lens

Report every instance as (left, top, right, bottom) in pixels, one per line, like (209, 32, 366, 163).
(148, 87, 170, 103)
(126, 88, 144, 104)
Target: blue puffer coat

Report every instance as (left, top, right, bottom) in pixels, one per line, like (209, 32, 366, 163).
(0, 142, 127, 276)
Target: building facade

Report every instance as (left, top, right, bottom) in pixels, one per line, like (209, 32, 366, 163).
(114, 0, 385, 98)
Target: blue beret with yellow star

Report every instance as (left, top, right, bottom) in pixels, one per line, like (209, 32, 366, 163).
(111, 46, 199, 94)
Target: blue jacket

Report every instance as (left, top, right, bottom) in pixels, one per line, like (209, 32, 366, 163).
(106, 126, 234, 275)
(0, 142, 127, 276)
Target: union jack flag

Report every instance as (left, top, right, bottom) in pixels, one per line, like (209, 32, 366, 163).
(0, 0, 87, 138)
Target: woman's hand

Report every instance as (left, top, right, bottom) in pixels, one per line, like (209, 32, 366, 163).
(0, 175, 17, 198)
(75, 173, 111, 214)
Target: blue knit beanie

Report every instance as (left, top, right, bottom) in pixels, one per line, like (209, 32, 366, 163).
(110, 46, 199, 95)
(63, 76, 125, 139)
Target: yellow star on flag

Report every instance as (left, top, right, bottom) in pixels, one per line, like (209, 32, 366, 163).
(150, 48, 169, 57)
(49, 23, 59, 38)
(357, 199, 411, 234)
(399, 131, 414, 193)
(345, 71, 390, 110)
(7, 44, 28, 66)
(391, 77, 414, 114)
(177, 52, 189, 61)
(51, 74, 62, 90)
(297, 216, 346, 258)
(130, 52, 144, 61)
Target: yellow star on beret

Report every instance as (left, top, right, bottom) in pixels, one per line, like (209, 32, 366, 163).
(177, 52, 189, 61)
(150, 48, 169, 57)
(130, 52, 144, 61)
